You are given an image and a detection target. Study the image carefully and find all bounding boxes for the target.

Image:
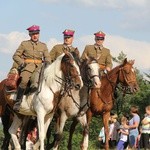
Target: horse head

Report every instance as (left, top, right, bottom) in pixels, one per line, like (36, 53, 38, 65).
(81, 56, 101, 88)
(61, 51, 83, 90)
(118, 58, 139, 93)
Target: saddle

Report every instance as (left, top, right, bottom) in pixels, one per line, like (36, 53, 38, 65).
(5, 68, 20, 91)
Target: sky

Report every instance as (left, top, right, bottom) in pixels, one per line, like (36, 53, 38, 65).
(0, 0, 150, 81)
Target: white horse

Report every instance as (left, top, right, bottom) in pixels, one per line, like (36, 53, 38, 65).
(8, 52, 83, 150)
(49, 57, 101, 150)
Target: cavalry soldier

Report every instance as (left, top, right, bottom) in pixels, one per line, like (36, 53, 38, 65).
(13, 25, 51, 111)
(49, 29, 80, 62)
(81, 31, 113, 74)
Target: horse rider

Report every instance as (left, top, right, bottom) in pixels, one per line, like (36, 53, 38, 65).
(81, 31, 113, 84)
(13, 25, 51, 111)
(49, 29, 80, 62)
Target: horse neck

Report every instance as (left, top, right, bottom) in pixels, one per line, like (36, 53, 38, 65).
(43, 58, 63, 92)
(101, 66, 120, 93)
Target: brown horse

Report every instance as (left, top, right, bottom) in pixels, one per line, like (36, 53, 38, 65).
(68, 58, 139, 150)
(0, 51, 83, 150)
(0, 80, 14, 150)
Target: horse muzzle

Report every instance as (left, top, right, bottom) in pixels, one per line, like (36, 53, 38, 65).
(130, 83, 139, 93)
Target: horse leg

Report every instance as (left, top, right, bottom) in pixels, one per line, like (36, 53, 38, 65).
(67, 118, 78, 150)
(102, 112, 110, 150)
(1, 106, 12, 150)
(77, 114, 89, 150)
(9, 114, 22, 150)
(36, 111, 46, 150)
(36, 111, 54, 150)
(19, 116, 33, 150)
(53, 112, 68, 150)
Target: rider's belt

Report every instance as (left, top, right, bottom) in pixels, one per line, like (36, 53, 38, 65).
(25, 59, 42, 64)
(99, 64, 106, 70)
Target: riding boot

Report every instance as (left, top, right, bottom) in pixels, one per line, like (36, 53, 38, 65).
(13, 87, 25, 112)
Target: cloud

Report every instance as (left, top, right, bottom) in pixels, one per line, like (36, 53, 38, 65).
(47, 38, 62, 51)
(0, 32, 28, 54)
(105, 35, 150, 71)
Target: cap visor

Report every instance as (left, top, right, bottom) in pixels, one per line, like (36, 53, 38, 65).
(64, 35, 73, 38)
(96, 37, 104, 40)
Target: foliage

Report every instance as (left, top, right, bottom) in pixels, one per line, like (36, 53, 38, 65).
(0, 124, 4, 146)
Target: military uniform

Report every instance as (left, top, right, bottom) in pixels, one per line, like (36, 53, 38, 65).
(81, 31, 112, 70)
(13, 25, 51, 112)
(13, 39, 51, 88)
(50, 44, 79, 62)
(49, 29, 80, 62)
(81, 44, 112, 69)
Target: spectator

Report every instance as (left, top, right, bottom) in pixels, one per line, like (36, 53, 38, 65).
(117, 116, 129, 150)
(127, 105, 140, 150)
(139, 105, 150, 149)
(109, 113, 120, 149)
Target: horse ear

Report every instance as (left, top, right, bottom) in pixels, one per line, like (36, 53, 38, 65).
(74, 48, 80, 57)
(131, 60, 135, 65)
(123, 58, 127, 64)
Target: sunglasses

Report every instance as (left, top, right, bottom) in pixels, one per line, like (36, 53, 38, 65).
(96, 38, 104, 41)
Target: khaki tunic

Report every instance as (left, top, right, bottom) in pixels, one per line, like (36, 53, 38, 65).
(49, 44, 80, 62)
(13, 40, 51, 88)
(13, 40, 51, 73)
(81, 45, 112, 69)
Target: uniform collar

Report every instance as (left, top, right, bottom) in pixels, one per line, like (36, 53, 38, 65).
(63, 44, 72, 49)
(94, 44, 103, 50)
(31, 40, 39, 45)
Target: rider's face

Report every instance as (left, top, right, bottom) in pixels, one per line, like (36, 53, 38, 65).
(30, 33, 40, 42)
(64, 36, 74, 45)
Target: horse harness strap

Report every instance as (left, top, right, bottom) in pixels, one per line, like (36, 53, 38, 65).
(25, 59, 42, 64)
(119, 67, 135, 84)
(96, 89, 111, 105)
(67, 89, 80, 109)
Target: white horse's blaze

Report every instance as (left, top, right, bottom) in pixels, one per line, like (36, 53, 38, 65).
(88, 62, 101, 88)
(9, 53, 82, 150)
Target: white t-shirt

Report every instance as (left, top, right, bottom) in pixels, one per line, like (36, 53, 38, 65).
(120, 128, 128, 142)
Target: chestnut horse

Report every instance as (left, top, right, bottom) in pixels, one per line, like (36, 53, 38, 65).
(0, 52, 83, 150)
(47, 57, 101, 150)
(67, 58, 139, 150)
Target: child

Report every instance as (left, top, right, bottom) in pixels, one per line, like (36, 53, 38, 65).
(117, 116, 129, 150)
(139, 105, 150, 149)
(109, 114, 120, 149)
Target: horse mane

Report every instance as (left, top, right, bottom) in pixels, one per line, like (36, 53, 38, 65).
(44, 53, 65, 87)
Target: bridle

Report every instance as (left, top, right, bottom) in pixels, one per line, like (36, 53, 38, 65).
(84, 61, 100, 88)
(106, 66, 137, 95)
(119, 67, 136, 85)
